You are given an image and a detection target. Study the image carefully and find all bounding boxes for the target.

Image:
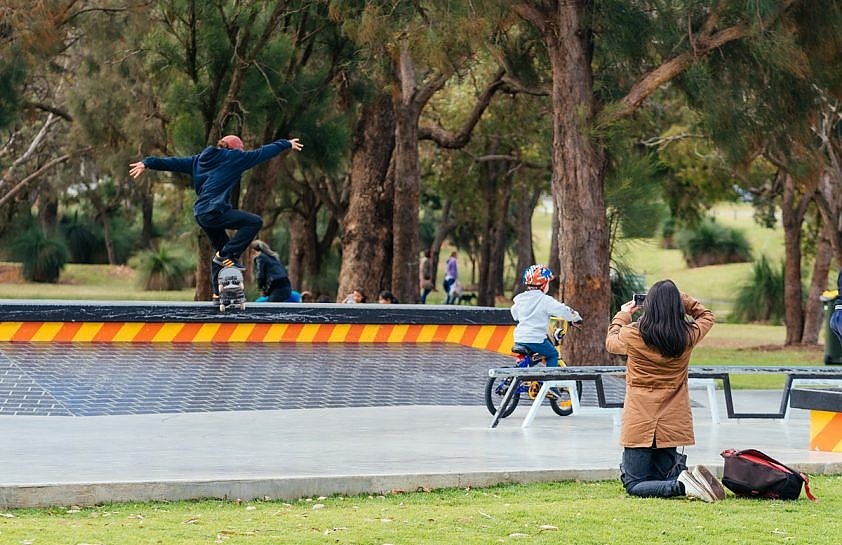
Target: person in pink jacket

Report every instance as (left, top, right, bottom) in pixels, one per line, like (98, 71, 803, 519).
(606, 279, 725, 502)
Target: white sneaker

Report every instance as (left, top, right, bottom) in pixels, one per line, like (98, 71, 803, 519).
(692, 465, 726, 501)
(677, 469, 717, 502)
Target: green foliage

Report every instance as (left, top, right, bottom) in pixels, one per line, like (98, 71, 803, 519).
(10, 226, 69, 283)
(60, 212, 101, 263)
(676, 219, 752, 268)
(130, 242, 194, 291)
(0, 53, 26, 129)
(731, 255, 787, 325)
(610, 261, 646, 315)
(604, 138, 668, 239)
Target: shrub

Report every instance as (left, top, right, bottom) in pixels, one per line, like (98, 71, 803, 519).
(610, 262, 646, 315)
(10, 227, 69, 283)
(130, 242, 194, 291)
(60, 212, 101, 263)
(731, 255, 787, 324)
(676, 219, 752, 267)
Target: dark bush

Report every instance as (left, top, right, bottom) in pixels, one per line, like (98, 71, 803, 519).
(731, 255, 787, 324)
(130, 242, 194, 291)
(11, 227, 69, 283)
(676, 219, 752, 267)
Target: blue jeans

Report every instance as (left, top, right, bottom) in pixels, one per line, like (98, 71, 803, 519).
(519, 339, 559, 368)
(196, 208, 263, 259)
(620, 447, 686, 498)
(443, 277, 455, 304)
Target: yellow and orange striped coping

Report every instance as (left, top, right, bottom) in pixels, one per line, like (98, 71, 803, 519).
(809, 410, 842, 452)
(0, 321, 516, 355)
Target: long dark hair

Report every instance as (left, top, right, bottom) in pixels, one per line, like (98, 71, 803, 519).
(637, 279, 692, 358)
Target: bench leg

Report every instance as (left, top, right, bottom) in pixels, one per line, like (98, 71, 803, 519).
(521, 380, 581, 428)
(706, 382, 720, 424)
(489, 378, 520, 428)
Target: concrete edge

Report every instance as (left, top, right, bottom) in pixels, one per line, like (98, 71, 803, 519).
(0, 469, 620, 509)
(4, 462, 841, 508)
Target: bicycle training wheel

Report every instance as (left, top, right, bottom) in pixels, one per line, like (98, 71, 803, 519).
(548, 385, 573, 417)
(485, 376, 520, 418)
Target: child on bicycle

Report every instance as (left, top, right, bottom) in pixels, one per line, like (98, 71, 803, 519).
(510, 264, 582, 367)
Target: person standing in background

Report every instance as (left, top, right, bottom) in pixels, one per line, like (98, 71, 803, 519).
(443, 251, 458, 305)
(420, 250, 434, 303)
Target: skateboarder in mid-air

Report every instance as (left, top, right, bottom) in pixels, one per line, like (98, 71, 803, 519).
(130, 135, 303, 300)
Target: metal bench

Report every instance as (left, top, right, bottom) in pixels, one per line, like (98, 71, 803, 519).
(487, 365, 842, 428)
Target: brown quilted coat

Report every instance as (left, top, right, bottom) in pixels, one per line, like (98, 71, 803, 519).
(605, 294, 715, 448)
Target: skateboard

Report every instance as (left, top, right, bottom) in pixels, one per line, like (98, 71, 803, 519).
(217, 266, 246, 311)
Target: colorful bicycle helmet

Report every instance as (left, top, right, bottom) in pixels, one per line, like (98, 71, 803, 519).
(523, 264, 553, 288)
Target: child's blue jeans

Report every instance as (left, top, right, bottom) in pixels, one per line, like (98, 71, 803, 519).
(518, 338, 559, 367)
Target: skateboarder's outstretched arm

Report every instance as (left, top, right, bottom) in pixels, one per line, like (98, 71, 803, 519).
(130, 155, 196, 179)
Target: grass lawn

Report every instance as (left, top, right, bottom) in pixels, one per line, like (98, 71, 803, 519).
(0, 263, 195, 301)
(3, 479, 839, 545)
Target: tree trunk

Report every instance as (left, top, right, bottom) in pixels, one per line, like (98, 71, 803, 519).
(803, 219, 833, 344)
(547, 5, 611, 365)
(337, 92, 396, 302)
(781, 170, 806, 344)
(139, 178, 154, 249)
(478, 156, 514, 307)
(513, 186, 541, 295)
(429, 199, 457, 292)
(195, 235, 214, 301)
(392, 98, 422, 303)
(287, 209, 310, 291)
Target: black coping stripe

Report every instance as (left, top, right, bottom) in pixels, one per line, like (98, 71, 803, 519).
(0, 301, 516, 325)
(790, 388, 842, 412)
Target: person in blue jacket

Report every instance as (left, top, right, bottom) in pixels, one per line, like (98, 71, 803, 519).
(250, 239, 292, 302)
(129, 134, 303, 297)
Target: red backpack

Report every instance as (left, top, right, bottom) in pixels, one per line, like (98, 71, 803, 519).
(720, 449, 816, 501)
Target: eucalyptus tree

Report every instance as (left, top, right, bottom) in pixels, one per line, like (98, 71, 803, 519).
(669, 3, 842, 345)
(424, 82, 552, 306)
(509, 1, 812, 364)
(333, 1, 509, 303)
(0, 1, 86, 233)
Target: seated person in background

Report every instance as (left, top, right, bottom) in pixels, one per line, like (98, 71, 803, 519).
(343, 289, 366, 303)
(250, 240, 292, 302)
(378, 290, 399, 304)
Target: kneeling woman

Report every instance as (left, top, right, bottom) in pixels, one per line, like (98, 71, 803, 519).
(251, 240, 292, 302)
(605, 279, 725, 502)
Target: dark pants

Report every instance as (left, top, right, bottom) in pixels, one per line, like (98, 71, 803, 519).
(266, 278, 292, 302)
(196, 209, 263, 259)
(620, 446, 686, 498)
(443, 277, 455, 304)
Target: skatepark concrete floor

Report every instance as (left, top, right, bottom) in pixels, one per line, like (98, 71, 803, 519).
(1, 343, 841, 508)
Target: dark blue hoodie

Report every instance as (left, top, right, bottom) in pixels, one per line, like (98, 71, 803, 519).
(142, 139, 293, 216)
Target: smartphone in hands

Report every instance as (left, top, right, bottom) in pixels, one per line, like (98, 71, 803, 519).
(633, 293, 646, 307)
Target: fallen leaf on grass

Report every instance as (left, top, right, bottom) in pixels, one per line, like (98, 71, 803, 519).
(538, 525, 558, 531)
(508, 532, 530, 538)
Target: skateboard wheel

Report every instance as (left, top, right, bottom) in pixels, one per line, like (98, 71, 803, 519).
(219, 304, 225, 311)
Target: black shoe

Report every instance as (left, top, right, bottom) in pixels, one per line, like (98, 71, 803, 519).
(213, 252, 245, 270)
